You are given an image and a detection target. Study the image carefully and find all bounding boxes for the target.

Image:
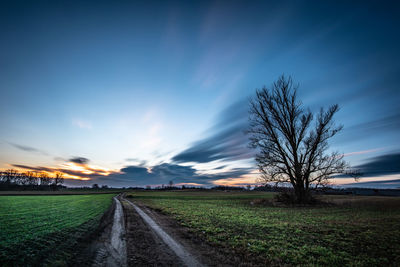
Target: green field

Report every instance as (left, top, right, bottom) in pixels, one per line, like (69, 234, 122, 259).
(0, 194, 115, 266)
(127, 191, 400, 266)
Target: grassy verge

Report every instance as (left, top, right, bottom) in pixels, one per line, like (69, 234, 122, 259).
(0, 189, 124, 195)
(0, 194, 115, 265)
(127, 191, 400, 266)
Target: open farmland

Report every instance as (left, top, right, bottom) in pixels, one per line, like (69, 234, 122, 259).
(0, 194, 114, 265)
(127, 191, 400, 266)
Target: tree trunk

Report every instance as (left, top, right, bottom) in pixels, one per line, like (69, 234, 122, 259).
(294, 183, 310, 204)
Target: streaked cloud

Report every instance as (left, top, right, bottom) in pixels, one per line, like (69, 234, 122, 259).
(95, 163, 252, 187)
(354, 152, 400, 177)
(339, 174, 400, 189)
(337, 111, 400, 144)
(333, 152, 400, 188)
(11, 156, 116, 181)
(343, 148, 384, 157)
(1, 1, 400, 189)
(8, 142, 48, 156)
(172, 100, 254, 164)
(10, 160, 252, 188)
(346, 179, 400, 189)
(11, 164, 91, 180)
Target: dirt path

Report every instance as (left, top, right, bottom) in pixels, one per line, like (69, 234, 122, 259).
(92, 196, 127, 267)
(122, 197, 203, 267)
(79, 194, 244, 266)
(75, 195, 127, 267)
(126, 200, 249, 267)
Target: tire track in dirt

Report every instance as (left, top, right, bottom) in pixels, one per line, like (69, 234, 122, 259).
(123, 196, 204, 267)
(92, 196, 127, 267)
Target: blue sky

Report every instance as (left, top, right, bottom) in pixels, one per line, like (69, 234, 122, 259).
(1, 0, 399, 188)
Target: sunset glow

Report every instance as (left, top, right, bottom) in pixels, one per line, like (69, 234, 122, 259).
(0, 1, 399, 188)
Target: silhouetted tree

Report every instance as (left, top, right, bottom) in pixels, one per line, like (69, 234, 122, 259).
(52, 172, 64, 190)
(0, 169, 66, 190)
(39, 173, 51, 186)
(92, 183, 99, 189)
(248, 75, 347, 204)
(168, 180, 174, 188)
(26, 171, 39, 187)
(3, 169, 18, 186)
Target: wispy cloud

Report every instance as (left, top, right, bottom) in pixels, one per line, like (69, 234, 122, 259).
(8, 142, 48, 155)
(12, 159, 114, 181)
(351, 179, 400, 188)
(11, 164, 91, 180)
(172, 100, 254, 164)
(334, 152, 400, 187)
(10, 160, 252, 188)
(98, 163, 252, 187)
(337, 111, 400, 144)
(340, 175, 400, 189)
(141, 123, 163, 149)
(72, 119, 92, 129)
(343, 148, 384, 157)
(125, 158, 147, 166)
(354, 152, 400, 177)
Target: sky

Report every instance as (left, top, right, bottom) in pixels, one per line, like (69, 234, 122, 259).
(1, 0, 399, 188)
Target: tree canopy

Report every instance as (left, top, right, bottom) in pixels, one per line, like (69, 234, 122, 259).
(248, 75, 346, 203)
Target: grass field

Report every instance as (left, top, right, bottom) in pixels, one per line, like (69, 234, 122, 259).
(127, 191, 400, 266)
(0, 194, 115, 265)
(0, 189, 125, 195)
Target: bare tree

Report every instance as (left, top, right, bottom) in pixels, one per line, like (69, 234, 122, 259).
(52, 172, 64, 189)
(248, 75, 347, 203)
(26, 171, 39, 186)
(3, 169, 18, 185)
(39, 173, 51, 186)
(18, 172, 30, 186)
(0, 169, 66, 190)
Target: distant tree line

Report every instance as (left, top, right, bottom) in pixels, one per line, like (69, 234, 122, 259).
(211, 185, 247, 191)
(140, 185, 252, 191)
(0, 169, 65, 190)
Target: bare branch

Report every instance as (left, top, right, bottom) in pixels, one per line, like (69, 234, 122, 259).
(248, 75, 350, 203)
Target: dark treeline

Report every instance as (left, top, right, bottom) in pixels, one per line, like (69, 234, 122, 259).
(211, 185, 247, 191)
(253, 184, 400, 197)
(0, 169, 65, 190)
(142, 185, 249, 191)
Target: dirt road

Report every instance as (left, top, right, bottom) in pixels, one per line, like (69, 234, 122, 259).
(91, 196, 127, 267)
(124, 199, 202, 266)
(81, 194, 241, 267)
(82, 194, 205, 266)
(121, 196, 202, 266)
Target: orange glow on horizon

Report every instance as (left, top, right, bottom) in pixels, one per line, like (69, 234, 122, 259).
(175, 182, 204, 187)
(212, 173, 258, 187)
(60, 162, 113, 176)
(2, 161, 117, 181)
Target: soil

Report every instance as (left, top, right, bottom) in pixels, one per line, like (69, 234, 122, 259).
(123, 196, 260, 267)
(75, 194, 259, 266)
(121, 197, 185, 266)
(71, 196, 126, 267)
